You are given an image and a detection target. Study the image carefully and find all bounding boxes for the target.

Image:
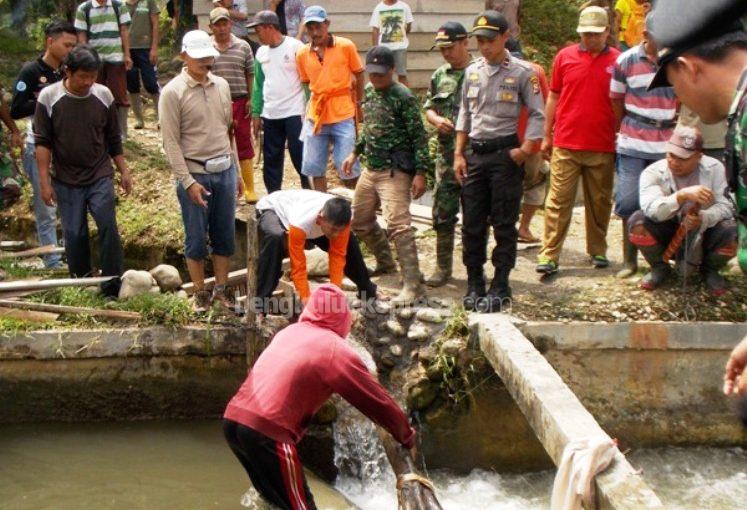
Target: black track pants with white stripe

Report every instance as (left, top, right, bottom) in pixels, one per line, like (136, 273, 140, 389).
(223, 419, 317, 510)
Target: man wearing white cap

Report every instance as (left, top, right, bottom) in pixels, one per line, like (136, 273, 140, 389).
(159, 30, 242, 313)
(628, 126, 737, 294)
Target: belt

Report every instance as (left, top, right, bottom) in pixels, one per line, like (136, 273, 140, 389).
(469, 135, 519, 155)
(625, 110, 676, 129)
(231, 94, 249, 101)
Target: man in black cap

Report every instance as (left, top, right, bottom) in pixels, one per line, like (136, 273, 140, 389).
(423, 22, 472, 287)
(343, 46, 432, 305)
(454, 11, 545, 311)
(648, 0, 747, 273)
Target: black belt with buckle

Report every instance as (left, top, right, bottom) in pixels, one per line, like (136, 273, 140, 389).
(469, 135, 519, 155)
(625, 110, 676, 129)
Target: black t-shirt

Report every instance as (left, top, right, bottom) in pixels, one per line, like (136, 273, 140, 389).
(10, 56, 64, 121)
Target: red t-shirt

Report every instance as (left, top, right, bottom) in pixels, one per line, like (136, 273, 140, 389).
(549, 43, 621, 153)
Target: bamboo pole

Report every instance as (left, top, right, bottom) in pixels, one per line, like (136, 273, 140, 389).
(0, 299, 141, 321)
(0, 276, 116, 293)
(0, 245, 65, 259)
(244, 206, 259, 365)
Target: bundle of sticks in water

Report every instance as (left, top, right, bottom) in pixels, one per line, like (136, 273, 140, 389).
(378, 430, 443, 510)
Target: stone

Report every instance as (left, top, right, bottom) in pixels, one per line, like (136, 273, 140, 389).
(149, 285, 161, 294)
(118, 270, 157, 300)
(407, 379, 438, 411)
(84, 286, 101, 295)
(312, 400, 338, 424)
(341, 278, 357, 291)
(375, 336, 392, 346)
(379, 353, 396, 368)
(416, 308, 444, 324)
(440, 338, 467, 357)
(386, 319, 406, 337)
(176, 290, 188, 299)
(418, 345, 438, 364)
(425, 363, 443, 381)
(305, 248, 329, 277)
(149, 264, 182, 292)
(407, 324, 430, 342)
(390, 344, 403, 357)
(397, 308, 415, 320)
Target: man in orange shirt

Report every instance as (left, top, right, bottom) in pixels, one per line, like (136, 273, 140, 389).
(296, 5, 365, 192)
(254, 189, 379, 316)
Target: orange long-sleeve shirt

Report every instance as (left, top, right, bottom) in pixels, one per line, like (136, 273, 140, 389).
(288, 225, 349, 302)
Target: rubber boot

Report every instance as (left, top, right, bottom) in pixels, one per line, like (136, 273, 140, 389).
(486, 267, 512, 312)
(117, 106, 129, 141)
(463, 266, 487, 312)
(391, 232, 425, 306)
(616, 220, 638, 278)
(129, 92, 144, 129)
(151, 93, 160, 129)
(638, 242, 672, 290)
(240, 159, 258, 203)
(425, 229, 454, 287)
(359, 227, 397, 276)
(701, 250, 732, 296)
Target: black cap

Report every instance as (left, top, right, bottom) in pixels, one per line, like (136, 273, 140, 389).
(366, 46, 395, 74)
(648, 0, 747, 89)
(431, 21, 468, 49)
(470, 10, 509, 40)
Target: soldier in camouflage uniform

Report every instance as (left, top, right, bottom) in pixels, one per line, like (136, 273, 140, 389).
(343, 46, 433, 305)
(647, 0, 747, 273)
(423, 22, 472, 287)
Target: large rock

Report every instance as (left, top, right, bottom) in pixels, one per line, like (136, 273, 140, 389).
(149, 264, 182, 292)
(118, 270, 157, 299)
(281, 248, 329, 277)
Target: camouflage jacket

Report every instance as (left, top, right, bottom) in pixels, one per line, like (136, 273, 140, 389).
(355, 82, 432, 176)
(423, 62, 470, 160)
(727, 68, 747, 201)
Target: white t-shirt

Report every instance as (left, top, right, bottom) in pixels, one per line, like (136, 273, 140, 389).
(255, 36, 306, 119)
(256, 189, 336, 239)
(369, 1, 414, 51)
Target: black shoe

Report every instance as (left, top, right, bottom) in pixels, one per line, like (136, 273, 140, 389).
(702, 268, 727, 296)
(485, 269, 512, 313)
(463, 267, 486, 312)
(640, 264, 672, 291)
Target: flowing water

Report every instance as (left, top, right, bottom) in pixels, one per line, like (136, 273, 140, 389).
(0, 419, 745, 509)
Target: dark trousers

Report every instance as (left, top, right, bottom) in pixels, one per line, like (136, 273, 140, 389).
(53, 177, 123, 296)
(126, 48, 160, 95)
(255, 210, 376, 312)
(223, 419, 317, 510)
(628, 210, 737, 261)
(461, 146, 525, 272)
(262, 115, 307, 193)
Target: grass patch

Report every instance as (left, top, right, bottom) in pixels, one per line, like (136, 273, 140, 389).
(0, 316, 54, 334)
(0, 258, 56, 279)
(29, 287, 195, 327)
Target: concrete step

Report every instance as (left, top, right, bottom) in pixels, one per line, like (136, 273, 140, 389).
(195, 0, 484, 17)
(333, 31, 479, 52)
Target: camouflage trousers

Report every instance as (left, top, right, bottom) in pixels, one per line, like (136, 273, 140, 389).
(432, 157, 460, 233)
(0, 142, 21, 210)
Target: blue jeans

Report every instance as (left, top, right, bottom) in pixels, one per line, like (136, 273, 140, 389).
(614, 154, 658, 220)
(22, 142, 62, 267)
(301, 118, 360, 180)
(176, 165, 237, 260)
(262, 115, 307, 193)
(54, 176, 123, 297)
(126, 48, 160, 95)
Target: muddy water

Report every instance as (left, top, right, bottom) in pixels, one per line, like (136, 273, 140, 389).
(0, 421, 350, 510)
(1, 420, 745, 510)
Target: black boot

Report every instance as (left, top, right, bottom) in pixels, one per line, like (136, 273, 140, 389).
(702, 251, 732, 296)
(486, 268, 512, 312)
(463, 266, 486, 312)
(638, 242, 672, 291)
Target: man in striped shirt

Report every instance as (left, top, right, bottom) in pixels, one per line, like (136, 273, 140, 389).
(75, 0, 132, 140)
(610, 18, 677, 277)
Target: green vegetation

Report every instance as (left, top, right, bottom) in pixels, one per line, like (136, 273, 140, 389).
(522, 0, 586, 71)
(0, 258, 56, 279)
(29, 287, 195, 327)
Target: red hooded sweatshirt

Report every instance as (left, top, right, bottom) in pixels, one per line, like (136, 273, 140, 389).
(224, 284, 416, 449)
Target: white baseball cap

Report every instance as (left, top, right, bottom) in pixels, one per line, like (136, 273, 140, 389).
(181, 30, 219, 59)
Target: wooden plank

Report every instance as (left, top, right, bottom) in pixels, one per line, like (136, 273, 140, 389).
(0, 300, 141, 322)
(0, 306, 59, 322)
(0, 276, 115, 293)
(0, 245, 65, 260)
(0, 241, 25, 250)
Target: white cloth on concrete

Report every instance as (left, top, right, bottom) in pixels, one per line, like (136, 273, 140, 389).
(550, 437, 617, 510)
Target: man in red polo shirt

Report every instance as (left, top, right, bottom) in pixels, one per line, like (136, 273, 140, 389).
(537, 6, 621, 276)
